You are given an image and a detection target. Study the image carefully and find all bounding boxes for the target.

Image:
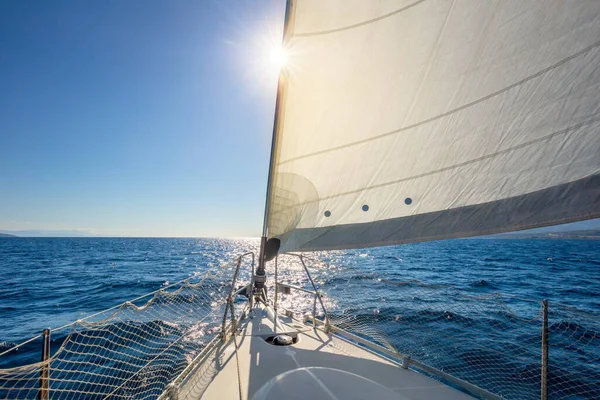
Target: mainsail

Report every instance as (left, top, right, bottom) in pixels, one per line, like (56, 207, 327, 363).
(266, 0, 600, 252)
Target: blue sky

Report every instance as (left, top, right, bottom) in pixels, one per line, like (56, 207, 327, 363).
(0, 0, 286, 237)
(1, 1, 598, 238)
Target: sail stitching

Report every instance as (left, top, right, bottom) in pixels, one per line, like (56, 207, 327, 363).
(272, 115, 600, 209)
(293, 0, 427, 37)
(277, 38, 600, 165)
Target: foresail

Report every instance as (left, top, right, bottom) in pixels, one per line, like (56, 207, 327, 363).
(267, 0, 600, 251)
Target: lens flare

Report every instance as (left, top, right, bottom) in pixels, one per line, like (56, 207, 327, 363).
(227, 3, 294, 98)
(269, 45, 288, 70)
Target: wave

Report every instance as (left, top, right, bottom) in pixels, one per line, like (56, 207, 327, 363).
(483, 257, 513, 262)
(0, 341, 17, 352)
(0, 317, 218, 370)
(561, 287, 598, 297)
(550, 320, 600, 342)
(470, 279, 497, 289)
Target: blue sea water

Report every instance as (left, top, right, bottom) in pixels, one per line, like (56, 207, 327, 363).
(0, 237, 598, 397)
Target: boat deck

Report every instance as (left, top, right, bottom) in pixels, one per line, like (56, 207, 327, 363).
(178, 306, 474, 400)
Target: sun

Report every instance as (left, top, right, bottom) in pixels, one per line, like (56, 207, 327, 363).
(269, 44, 288, 70)
(234, 17, 296, 94)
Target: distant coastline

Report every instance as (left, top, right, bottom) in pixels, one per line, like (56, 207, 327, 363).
(488, 230, 600, 240)
(0, 233, 17, 238)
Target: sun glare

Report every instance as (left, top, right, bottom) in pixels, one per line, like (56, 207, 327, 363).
(235, 10, 296, 96)
(269, 45, 288, 70)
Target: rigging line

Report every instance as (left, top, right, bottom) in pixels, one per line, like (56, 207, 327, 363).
(293, 0, 427, 37)
(277, 38, 600, 165)
(275, 115, 600, 208)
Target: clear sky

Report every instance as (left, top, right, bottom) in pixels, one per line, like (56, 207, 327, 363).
(0, 0, 286, 237)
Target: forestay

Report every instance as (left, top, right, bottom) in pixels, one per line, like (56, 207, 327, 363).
(266, 0, 600, 251)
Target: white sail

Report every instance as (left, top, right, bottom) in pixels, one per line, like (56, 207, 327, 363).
(267, 0, 600, 251)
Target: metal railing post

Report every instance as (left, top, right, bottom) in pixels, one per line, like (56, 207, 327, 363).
(298, 255, 330, 329)
(274, 256, 279, 333)
(541, 300, 549, 400)
(221, 257, 243, 341)
(38, 328, 50, 400)
(402, 355, 411, 370)
(312, 293, 317, 328)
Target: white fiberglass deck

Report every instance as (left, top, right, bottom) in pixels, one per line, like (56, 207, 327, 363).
(178, 306, 474, 400)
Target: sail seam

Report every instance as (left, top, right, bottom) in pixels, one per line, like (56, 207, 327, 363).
(272, 115, 600, 210)
(293, 0, 427, 37)
(277, 38, 600, 165)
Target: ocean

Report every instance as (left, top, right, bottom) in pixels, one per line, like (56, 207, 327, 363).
(0, 237, 598, 398)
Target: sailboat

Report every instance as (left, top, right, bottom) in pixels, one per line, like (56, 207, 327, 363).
(1, 0, 599, 399)
(167, 0, 600, 398)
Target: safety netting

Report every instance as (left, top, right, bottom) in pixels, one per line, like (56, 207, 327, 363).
(1, 252, 598, 399)
(0, 254, 253, 399)
(273, 254, 600, 400)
